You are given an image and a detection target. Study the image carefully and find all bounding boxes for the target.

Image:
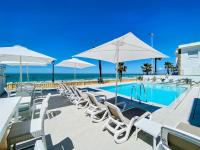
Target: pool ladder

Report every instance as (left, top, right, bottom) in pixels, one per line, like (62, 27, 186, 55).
(131, 83, 147, 102)
(131, 85, 137, 100)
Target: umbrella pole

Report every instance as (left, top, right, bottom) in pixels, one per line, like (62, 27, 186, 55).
(74, 65, 76, 80)
(115, 46, 119, 104)
(75, 67, 76, 80)
(52, 61, 55, 83)
(26, 65, 29, 82)
(19, 56, 22, 91)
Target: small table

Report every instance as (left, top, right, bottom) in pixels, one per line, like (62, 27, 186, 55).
(134, 118, 161, 150)
(0, 97, 21, 142)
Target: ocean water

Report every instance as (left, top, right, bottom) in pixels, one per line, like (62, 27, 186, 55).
(5, 73, 141, 83)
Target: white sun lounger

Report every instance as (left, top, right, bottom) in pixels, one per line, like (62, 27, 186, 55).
(4, 87, 16, 97)
(7, 93, 49, 149)
(32, 93, 52, 119)
(85, 92, 108, 123)
(72, 86, 90, 108)
(158, 123, 200, 150)
(103, 102, 151, 144)
(34, 139, 46, 150)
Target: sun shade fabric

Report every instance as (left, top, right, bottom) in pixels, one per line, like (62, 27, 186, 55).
(0, 45, 55, 63)
(56, 58, 95, 69)
(0, 61, 48, 66)
(75, 32, 168, 63)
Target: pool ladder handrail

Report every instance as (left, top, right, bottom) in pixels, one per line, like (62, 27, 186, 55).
(139, 83, 147, 102)
(131, 83, 147, 102)
(131, 85, 137, 100)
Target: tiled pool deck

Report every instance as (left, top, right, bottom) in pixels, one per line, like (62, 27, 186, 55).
(15, 82, 200, 149)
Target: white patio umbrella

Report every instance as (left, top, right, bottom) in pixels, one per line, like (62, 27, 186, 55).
(56, 58, 95, 80)
(0, 61, 47, 81)
(75, 32, 168, 103)
(0, 45, 55, 82)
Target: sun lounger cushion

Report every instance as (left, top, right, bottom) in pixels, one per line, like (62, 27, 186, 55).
(161, 124, 200, 150)
(168, 133, 199, 150)
(177, 122, 200, 137)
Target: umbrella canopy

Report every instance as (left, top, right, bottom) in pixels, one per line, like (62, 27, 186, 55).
(0, 45, 55, 63)
(75, 32, 168, 103)
(56, 58, 95, 68)
(56, 58, 95, 79)
(75, 32, 168, 63)
(0, 61, 48, 66)
(0, 45, 55, 82)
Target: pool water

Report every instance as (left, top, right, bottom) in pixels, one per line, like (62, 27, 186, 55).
(100, 83, 187, 106)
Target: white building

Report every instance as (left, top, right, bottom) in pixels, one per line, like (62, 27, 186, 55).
(176, 42, 200, 75)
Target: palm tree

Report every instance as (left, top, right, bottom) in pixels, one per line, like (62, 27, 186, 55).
(117, 62, 127, 82)
(164, 62, 173, 74)
(171, 65, 178, 75)
(141, 63, 152, 75)
(154, 58, 162, 75)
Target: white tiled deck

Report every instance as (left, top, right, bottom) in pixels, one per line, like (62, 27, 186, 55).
(43, 84, 200, 150)
(45, 95, 153, 150)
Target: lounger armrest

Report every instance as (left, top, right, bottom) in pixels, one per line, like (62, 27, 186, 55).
(131, 112, 151, 125)
(32, 97, 45, 105)
(131, 116, 140, 122)
(140, 112, 151, 120)
(81, 90, 88, 93)
(98, 95, 107, 100)
(96, 95, 107, 103)
(10, 90, 16, 93)
(89, 104, 99, 111)
(32, 97, 44, 106)
(33, 97, 44, 102)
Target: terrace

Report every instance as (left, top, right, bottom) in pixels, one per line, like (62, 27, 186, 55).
(1, 81, 199, 150)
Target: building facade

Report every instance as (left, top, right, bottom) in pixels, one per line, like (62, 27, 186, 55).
(176, 42, 200, 75)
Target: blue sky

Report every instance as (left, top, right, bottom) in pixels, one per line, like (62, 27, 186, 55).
(0, 0, 200, 74)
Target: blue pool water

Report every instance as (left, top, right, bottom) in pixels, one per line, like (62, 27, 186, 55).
(100, 83, 187, 106)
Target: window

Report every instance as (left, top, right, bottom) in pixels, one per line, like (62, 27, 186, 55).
(188, 50, 198, 58)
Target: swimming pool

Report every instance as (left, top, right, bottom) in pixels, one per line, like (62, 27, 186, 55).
(100, 83, 187, 106)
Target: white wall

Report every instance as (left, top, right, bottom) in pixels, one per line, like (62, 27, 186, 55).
(180, 45, 200, 75)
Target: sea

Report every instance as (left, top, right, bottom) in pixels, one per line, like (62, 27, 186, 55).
(5, 73, 141, 83)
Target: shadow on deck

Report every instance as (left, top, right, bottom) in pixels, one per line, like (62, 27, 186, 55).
(80, 87, 101, 92)
(48, 95, 73, 110)
(107, 96, 161, 113)
(46, 134, 74, 150)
